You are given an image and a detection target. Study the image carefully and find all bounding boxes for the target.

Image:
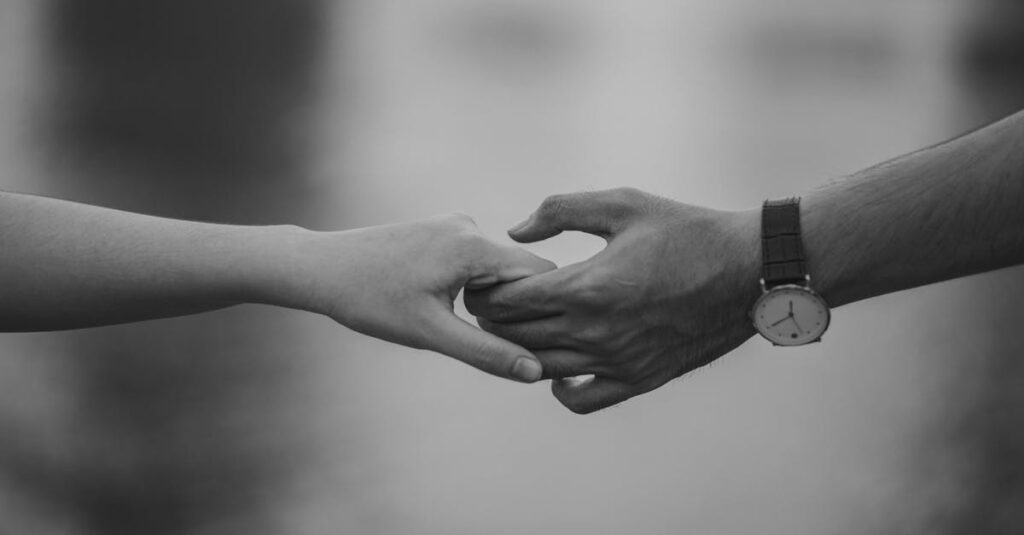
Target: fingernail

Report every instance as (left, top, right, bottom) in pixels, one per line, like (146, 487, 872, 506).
(507, 216, 532, 235)
(512, 356, 543, 383)
(562, 374, 595, 388)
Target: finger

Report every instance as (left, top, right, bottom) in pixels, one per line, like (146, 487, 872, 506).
(507, 188, 646, 243)
(551, 375, 638, 414)
(465, 242, 557, 290)
(424, 308, 544, 383)
(533, 349, 607, 380)
(464, 267, 571, 322)
(477, 316, 575, 350)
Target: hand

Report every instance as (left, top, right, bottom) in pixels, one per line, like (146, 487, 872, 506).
(465, 188, 761, 412)
(278, 214, 556, 383)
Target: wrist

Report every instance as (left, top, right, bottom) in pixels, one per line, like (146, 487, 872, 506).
(234, 223, 321, 312)
(800, 190, 849, 307)
(726, 207, 765, 312)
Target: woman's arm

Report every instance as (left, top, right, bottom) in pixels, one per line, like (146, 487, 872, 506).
(0, 192, 552, 382)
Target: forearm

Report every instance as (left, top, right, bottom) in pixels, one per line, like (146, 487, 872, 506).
(802, 111, 1024, 308)
(0, 192, 299, 331)
(0, 191, 551, 381)
(466, 113, 1024, 408)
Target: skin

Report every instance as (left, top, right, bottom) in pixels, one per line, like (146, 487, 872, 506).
(466, 110, 1024, 414)
(0, 192, 554, 383)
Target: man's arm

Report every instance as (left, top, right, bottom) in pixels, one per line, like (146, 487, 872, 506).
(466, 110, 1024, 413)
(806, 111, 1024, 307)
(0, 192, 552, 382)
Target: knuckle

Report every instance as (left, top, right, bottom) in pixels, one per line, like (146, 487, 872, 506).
(516, 325, 545, 346)
(450, 232, 491, 268)
(609, 187, 646, 206)
(610, 186, 642, 201)
(484, 301, 519, 323)
(438, 212, 479, 231)
(450, 212, 477, 225)
(604, 187, 649, 219)
(571, 323, 609, 346)
(539, 194, 572, 219)
(457, 228, 489, 250)
(566, 269, 613, 307)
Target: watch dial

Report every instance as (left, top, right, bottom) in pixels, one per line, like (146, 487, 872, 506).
(752, 286, 830, 346)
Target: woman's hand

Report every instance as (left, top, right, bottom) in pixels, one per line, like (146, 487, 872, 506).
(0, 191, 552, 384)
(274, 214, 556, 383)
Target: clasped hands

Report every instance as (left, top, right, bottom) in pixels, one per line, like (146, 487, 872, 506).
(291, 188, 761, 413)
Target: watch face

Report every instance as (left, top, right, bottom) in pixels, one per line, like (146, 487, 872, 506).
(751, 285, 830, 346)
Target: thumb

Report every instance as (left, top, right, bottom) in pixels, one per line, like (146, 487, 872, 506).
(507, 189, 643, 243)
(424, 308, 544, 383)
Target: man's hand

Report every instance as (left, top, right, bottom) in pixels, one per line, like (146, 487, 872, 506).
(279, 214, 556, 383)
(465, 188, 762, 412)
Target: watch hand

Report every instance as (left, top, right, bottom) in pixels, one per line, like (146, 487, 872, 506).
(791, 316, 804, 334)
(770, 316, 790, 327)
(788, 300, 794, 316)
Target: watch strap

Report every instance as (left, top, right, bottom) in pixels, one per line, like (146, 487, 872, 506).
(761, 197, 807, 288)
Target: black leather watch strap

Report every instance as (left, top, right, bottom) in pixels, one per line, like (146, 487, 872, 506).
(761, 197, 808, 288)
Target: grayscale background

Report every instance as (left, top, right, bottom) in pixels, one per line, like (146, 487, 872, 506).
(0, 1, 1022, 533)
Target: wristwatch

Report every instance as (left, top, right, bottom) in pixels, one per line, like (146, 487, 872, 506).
(750, 197, 830, 346)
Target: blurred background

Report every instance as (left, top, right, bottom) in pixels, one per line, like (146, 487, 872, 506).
(0, 0, 1022, 533)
